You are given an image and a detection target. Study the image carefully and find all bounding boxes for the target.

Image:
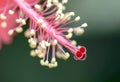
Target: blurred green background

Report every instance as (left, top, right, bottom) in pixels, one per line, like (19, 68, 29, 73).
(0, 0, 120, 82)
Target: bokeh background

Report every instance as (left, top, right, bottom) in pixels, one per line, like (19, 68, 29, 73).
(0, 0, 120, 82)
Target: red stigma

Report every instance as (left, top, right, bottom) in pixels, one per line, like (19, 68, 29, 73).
(74, 46, 87, 60)
(76, 51, 82, 58)
(79, 46, 86, 53)
(80, 54, 86, 60)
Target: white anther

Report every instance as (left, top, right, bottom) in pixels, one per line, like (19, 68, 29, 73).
(16, 27, 23, 33)
(52, 39, 58, 45)
(56, 51, 62, 58)
(38, 53, 44, 58)
(30, 50, 37, 57)
(68, 28, 73, 33)
(56, 9, 62, 14)
(28, 38, 33, 43)
(55, 15, 60, 20)
(40, 41, 46, 49)
(60, 13, 64, 19)
(0, 22, 7, 28)
(81, 23, 88, 28)
(51, 58, 56, 63)
(58, 3, 63, 9)
(52, 0, 59, 5)
(34, 4, 42, 11)
(16, 18, 22, 23)
(30, 40, 37, 48)
(41, 23, 47, 28)
(8, 10, 14, 15)
(8, 30, 14, 36)
(75, 16, 80, 21)
(62, 6, 66, 11)
(24, 29, 30, 38)
(34, 4, 40, 9)
(69, 12, 75, 16)
(37, 19, 44, 24)
(48, 63, 54, 68)
(48, 62, 58, 68)
(75, 28, 84, 35)
(63, 52, 70, 60)
(0, 14, 6, 20)
(30, 29, 35, 36)
(40, 60, 45, 66)
(44, 60, 49, 66)
(53, 62, 58, 67)
(35, 49, 40, 54)
(66, 33, 73, 39)
(71, 40, 77, 46)
(45, 42, 51, 46)
(47, 3, 52, 7)
(41, 43, 46, 49)
(62, 0, 68, 4)
(21, 19, 26, 25)
(48, 0, 52, 3)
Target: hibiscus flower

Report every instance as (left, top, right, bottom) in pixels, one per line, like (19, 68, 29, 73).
(0, 0, 88, 68)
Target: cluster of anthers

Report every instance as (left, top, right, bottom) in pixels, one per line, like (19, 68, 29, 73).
(1, 0, 88, 68)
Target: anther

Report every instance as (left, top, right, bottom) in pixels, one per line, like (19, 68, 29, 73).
(16, 27, 23, 33)
(40, 60, 45, 66)
(51, 58, 56, 63)
(52, 0, 59, 6)
(30, 29, 35, 36)
(63, 52, 70, 60)
(0, 22, 7, 28)
(21, 19, 26, 25)
(66, 33, 73, 39)
(52, 39, 58, 45)
(69, 12, 75, 16)
(38, 53, 44, 58)
(8, 10, 14, 15)
(34, 4, 42, 11)
(81, 23, 88, 28)
(29, 40, 37, 48)
(75, 28, 84, 35)
(41, 23, 47, 28)
(37, 19, 44, 24)
(47, 3, 52, 8)
(30, 50, 37, 57)
(75, 16, 80, 21)
(24, 29, 30, 38)
(16, 18, 22, 23)
(0, 14, 6, 20)
(68, 28, 73, 33)
(62, 0, 68, 4)
(8, 30, 14, 36)
(71, 40, 77, 46)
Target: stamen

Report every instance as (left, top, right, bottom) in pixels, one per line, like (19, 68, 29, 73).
(30, 29, 35, 36)
(0, 14, 7, 20)
(0, 21, 7, 28)
(81, 23, 88, 28)
(75, 16, 80, 21)
(16, 27, 23, 33)
(8, 10, 14, 15)
(8, 29, 14, 36)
